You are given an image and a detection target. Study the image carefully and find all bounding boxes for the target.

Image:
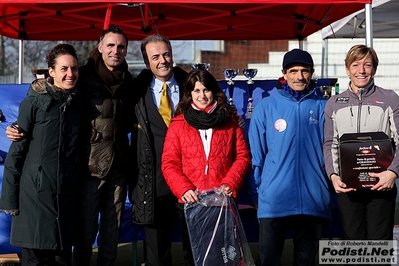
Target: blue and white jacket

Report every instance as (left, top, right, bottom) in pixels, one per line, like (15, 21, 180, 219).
(248, 87, 331, 220)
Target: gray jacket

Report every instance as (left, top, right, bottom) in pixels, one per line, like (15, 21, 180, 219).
(323, 80, 399, 178)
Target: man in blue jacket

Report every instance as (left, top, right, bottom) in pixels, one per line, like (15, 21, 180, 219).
(248, 49, 331, 266)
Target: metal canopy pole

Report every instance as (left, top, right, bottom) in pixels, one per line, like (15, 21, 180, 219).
(18, 39, 24, 84)
(365, 3, 373, 47)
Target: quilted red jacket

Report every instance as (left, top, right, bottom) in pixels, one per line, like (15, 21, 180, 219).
(161, 114, 251, 203)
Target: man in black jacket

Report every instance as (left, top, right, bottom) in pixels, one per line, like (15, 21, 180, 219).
(130, 34, 191, 266)
(72, 25, 134, 266)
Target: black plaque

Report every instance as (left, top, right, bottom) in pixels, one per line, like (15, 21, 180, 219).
(339, 132, 393, 189)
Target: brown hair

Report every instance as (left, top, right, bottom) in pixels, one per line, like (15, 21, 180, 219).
(176, 69, 236, 116)
(345, 44, 379, 70)
(46, 43, 78, 69)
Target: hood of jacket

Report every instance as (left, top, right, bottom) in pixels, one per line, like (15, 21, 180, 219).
(29, 78, 75, 112)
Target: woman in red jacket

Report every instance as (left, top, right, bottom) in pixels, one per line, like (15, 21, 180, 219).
(161, 69, 251, 265)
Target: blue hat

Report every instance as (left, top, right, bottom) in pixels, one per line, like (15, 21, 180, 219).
(282, 49, 314, 69)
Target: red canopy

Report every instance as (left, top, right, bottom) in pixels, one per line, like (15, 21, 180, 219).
(0, 0, 370, 41)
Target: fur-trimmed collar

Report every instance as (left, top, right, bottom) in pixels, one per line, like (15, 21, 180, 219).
(31, 78, 72, 94)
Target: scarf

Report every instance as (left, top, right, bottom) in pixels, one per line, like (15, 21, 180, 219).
(281, 80, 316, 101)
(45, 80, 76, 107)
(89, 48, 128, 93)
(183, 101, 230, 130)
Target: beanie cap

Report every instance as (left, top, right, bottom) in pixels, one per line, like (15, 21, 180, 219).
(282, 49, 314, 69)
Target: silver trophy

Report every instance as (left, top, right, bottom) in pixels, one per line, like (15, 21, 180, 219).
(223, 69, 239, 105)
(320, 85, 333, 99)
(243, 68, 258, 119)
(192, 63, 210, 71)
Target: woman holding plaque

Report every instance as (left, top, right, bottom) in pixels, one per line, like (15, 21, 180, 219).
(323, 44, 399, 240)
(161, 69, 252, 265)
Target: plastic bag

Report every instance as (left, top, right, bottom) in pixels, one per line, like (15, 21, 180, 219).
(184, 189, 255, 266)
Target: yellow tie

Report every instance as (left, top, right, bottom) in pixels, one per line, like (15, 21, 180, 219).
(159, 83, 172, 127)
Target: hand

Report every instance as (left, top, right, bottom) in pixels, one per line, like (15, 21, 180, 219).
(370, 170, 397, 191)
(6, 125, 24, 142)
(237, 115, 245, 129)
(181, 190, 199, 204)
(5, 209, 19, 216)
(220, 184, 233, 197)
(331, 174, 356, 193)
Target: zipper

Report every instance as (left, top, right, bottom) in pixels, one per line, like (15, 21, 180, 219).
(57, 102, 64, 250)
(357, 89, 363, 133)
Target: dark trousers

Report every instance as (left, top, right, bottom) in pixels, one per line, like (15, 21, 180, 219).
(22, 248, 71, 266)
(336, 187, 397, 240)
(176, 203, 195, 266)
(72, 167, 127, 266)
(258, 215, 326, 266)
(143, 196, 177, 266)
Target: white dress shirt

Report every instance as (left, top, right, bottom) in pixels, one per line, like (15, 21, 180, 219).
(151, 75, 180, 117)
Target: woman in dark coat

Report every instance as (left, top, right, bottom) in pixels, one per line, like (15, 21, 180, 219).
(0, 44, 81, 266)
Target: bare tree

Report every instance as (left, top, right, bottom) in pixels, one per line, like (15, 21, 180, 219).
(1, 37, 19, 76)
(0, 36, 5, 76)
(69, 40, 97, 64)
(24, 41, 59, 72)
(0, 36, 144, 83)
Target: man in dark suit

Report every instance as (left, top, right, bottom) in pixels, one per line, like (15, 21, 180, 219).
(130, 34, 192, 266)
